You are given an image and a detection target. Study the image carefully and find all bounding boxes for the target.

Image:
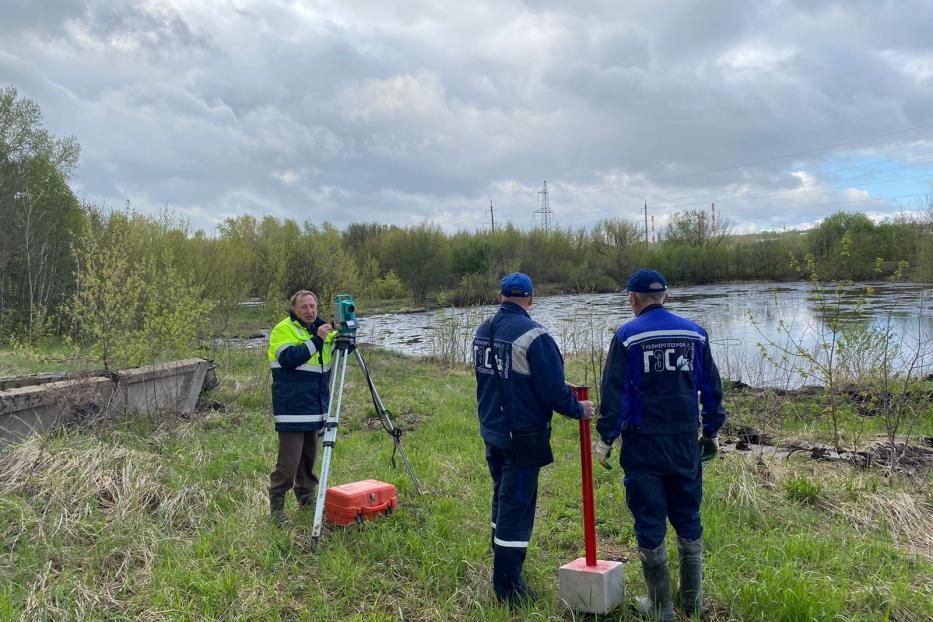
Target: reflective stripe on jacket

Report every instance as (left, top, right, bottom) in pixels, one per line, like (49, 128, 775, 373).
(596, 305, 727, 442)
(473, 302, 584, 449)
(267, 313, 337, 432)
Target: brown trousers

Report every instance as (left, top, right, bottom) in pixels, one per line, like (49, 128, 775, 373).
(269, 430, 322, 501)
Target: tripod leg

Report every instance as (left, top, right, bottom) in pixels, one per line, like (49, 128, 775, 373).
(353, 349, 423, 494)
(311, 348, 350, 542)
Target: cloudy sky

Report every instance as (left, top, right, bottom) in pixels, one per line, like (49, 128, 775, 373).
(2, 0, 932, 234)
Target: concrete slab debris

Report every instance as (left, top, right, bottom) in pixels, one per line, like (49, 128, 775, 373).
(0, 358, 213, 446)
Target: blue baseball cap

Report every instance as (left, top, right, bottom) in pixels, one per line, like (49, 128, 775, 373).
(500, 272, 534, 297)
(625, 269, 668, 293)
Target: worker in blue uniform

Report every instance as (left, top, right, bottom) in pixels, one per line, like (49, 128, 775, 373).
(473, 272, 595, 606)
(595, 269, 726, 621)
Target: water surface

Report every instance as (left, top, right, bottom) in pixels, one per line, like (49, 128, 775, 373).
(356, 281, 933, 386)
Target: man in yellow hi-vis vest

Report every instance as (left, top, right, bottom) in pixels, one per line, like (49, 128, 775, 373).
(267, 290, 337, 524)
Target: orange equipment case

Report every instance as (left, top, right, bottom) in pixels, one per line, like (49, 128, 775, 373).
(325, 479, 398, 526)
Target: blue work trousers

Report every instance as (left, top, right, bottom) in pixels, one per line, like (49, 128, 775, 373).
(620, 431, 703, 550)
(485, 441, 540, 599)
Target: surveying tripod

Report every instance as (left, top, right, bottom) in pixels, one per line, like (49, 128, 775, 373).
(311, 333, 422, 544)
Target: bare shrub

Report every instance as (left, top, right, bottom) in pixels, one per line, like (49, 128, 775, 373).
(427, 308, 484, 367)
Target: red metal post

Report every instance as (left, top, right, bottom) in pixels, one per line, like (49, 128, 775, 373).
(573, 385, 598, 566)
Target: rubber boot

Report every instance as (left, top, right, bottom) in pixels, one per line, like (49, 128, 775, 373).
(295, 488, 315, 509)
(269, 492, 287, 525)
(634, 544, 675, 622)
(492, 545, 530, 605)
(677, 536, 704, 618)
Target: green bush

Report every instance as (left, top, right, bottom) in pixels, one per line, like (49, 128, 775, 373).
(443, 273, 497, 307)
(370, 270, 409, 300)
(69, 215, 213, 369)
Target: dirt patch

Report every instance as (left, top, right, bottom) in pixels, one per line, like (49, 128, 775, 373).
(194, 396, 226, 413)
(721, 435, 933, 478)
(868, 441, 933, 472)
(719, 423, 775, 446)
(730, 380, 823, 397)
(597, 537, 637, 564)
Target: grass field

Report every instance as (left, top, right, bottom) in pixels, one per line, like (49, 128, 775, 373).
(1, 347, 931, 621)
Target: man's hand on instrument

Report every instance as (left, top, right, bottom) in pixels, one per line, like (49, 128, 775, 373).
(595, 438, 614, 470)
(699, 434, 719, 462)
(580, 400, 595, 420)
(317, 323, 334, 339)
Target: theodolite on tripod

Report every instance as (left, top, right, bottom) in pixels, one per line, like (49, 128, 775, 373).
(310, 294, 423, 544)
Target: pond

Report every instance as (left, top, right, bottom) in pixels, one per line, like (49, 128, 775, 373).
(356, 281, 933, 387)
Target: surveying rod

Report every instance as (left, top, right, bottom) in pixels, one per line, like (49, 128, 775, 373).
(575, 385, 598, 565)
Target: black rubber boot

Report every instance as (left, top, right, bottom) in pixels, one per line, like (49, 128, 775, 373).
(269, 492, 287, 525)
(677, 535, 704, 618)
(295, 488, 315, 509)
(635, 544, 675, 622)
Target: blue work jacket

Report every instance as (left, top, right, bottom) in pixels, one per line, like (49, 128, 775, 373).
(473, 302, 584, 449)
(596, 304, 726, 442)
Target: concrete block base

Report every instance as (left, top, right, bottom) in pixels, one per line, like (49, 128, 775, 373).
(559, 557, 624, 614)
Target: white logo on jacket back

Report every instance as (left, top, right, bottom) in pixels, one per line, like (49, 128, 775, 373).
(641, 340, 695, 373)
(474, 338, 510, 379)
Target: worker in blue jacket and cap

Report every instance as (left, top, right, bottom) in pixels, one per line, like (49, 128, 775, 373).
(473, 272, 596, 606)
(596, 269, 726, 621)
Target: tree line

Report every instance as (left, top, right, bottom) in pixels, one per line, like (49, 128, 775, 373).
(2, 86, 932, 363)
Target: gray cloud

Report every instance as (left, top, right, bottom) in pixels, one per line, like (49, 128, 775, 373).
(1, 0, 931, 232)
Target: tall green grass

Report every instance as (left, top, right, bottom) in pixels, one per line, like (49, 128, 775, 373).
(1, 347, 930, 620)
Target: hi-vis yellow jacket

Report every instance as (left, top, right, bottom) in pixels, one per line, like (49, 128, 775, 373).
(267, 313, 337, 432)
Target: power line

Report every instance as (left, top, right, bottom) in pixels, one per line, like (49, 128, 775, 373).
(483, 123, 933, 230)
(545, 120, 933, 201)
(520, 128, 931, 229)
(707, 192, 929, 219)
(700, 192, 931, 223)
(559, 169, 933, 224)
(651, 171, 933, 213)
(638, 150, 933, 211)
(549, 147, 933, 220)
(570, 193, 931, 232)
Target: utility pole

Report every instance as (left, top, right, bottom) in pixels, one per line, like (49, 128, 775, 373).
(489, 200, 495, 232)
(535, 181, 553, 232)
(643, 201, 649, 246)
(651, 215, 656, 243)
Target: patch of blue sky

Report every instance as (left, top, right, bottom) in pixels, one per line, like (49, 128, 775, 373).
(813, 152, 933, 198)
